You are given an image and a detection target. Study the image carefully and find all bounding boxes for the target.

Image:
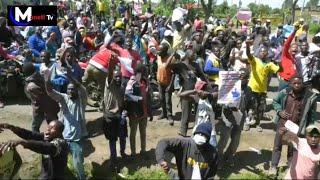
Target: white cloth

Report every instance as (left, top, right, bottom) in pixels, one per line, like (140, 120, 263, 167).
(172, 7, 188, 23)
(191, 162, 201, 180)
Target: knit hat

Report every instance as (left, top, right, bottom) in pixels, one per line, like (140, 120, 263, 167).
(194, 123, 212, 138)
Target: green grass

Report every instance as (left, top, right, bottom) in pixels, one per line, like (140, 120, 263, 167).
(118, 166, 169, 180)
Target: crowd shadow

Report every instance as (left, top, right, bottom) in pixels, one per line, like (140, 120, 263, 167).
(90, 148, 158, 179)
(260, 122, 276, 131)
(5, 95, 30, 106)
(267, 86, 279, 93)
(83, 138, 96, 157)
(86, 116, 104, 138)
(217, 149, 272, 179)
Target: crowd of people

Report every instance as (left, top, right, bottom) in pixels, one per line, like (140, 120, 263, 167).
(1, 0, 320, 179)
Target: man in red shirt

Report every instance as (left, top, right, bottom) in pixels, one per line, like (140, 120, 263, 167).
(278, 25, 299, 91)
(108, 35, 142, 88)
(82, 47, 118, 108)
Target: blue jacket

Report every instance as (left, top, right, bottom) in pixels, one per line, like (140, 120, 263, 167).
(28, 34, 45, 57)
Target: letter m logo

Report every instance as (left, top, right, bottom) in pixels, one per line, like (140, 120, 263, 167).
(15, 7, 32, 22)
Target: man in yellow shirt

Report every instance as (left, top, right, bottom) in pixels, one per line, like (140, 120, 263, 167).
(245, 40, 281, 132)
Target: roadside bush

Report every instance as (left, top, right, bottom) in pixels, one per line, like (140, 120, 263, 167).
(309, 23, 320, 35)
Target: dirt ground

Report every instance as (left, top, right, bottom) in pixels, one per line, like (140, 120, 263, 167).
(0, 77, 316, 179)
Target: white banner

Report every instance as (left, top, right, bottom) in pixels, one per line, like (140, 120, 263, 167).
(217, 71, 241, 106)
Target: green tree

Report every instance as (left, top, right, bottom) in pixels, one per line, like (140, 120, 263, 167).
(282, 0, 299, 24)
(200, 0, 216, 19)
(306, 0, 320, 10)
(248, 3, 259, 17)
(271, 8, 282, 15)
(248, 3, 271, 17)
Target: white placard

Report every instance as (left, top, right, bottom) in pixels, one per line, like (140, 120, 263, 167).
(285, 120, 299, 135)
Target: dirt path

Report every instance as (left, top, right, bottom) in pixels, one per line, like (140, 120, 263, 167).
(0, 77, 303, 179)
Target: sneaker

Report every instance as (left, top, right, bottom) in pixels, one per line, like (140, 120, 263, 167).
(268, 166, 277, 176)
(256, 125, 263, 132)
(0, 101, 4, 108)
(243, 123, 250, 131)
(248, 118, 256, 125)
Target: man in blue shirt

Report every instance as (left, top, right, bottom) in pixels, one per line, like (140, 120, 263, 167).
(44, 65, 87, 180)
(28, 27, 46, 57)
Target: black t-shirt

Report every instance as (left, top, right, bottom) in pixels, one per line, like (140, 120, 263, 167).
(170, 61, 206, 90)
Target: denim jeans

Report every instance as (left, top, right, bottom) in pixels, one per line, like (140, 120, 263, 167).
(68, 141, 86, 180)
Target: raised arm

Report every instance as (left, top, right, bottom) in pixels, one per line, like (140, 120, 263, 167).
(43, 69, 64, 102)
(178, 89, 197, 101)
(107, 53, 118, 85)
(282, 27, 298, 59)
(245, 39, 254, 60)
(0, 123, 44, 141)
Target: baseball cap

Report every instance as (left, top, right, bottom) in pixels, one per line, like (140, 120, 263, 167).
(306, 124, 320, 135)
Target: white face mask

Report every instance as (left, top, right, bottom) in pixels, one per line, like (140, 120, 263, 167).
(193, 134, 207, 145)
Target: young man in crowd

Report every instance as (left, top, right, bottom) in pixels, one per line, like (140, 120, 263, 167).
(125, 64, 152, 156)
(168, 49, 208, 137)
(0, 120, 68, 179)
(155, 122, 218, 179)
(102, 52, 127, 171)
(278, 25, 299, 90)
(269, 75, 319, 175)
(157, 43, 174, 125)
(217, 68, 250, 168)
(44, 59, 88, 179)
(244, 39, 281, 132)
(23, 62, 60, 132)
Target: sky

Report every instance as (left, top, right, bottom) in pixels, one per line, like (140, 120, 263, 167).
(216, 0, 306, 9)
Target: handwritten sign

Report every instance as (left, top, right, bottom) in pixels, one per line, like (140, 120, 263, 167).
(217, 71, 241, 106)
